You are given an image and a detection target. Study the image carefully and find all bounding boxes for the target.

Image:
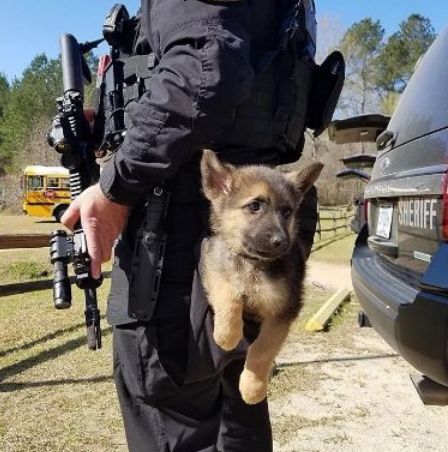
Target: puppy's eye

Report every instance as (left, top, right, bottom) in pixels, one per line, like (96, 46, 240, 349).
(281, 207, 293, 218)
(247, 201, 262, 213)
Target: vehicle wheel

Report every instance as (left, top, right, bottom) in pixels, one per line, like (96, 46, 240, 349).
(54, 205, 68, 223)
(358, 311, 372, 328)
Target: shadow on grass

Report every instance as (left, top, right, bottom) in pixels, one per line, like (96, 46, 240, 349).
(0, 326, 112, 386)
(0, 375, 113, 392)
(311, 232, 353, 254)
(0, 321, 87, 358)
(277, 352, 399, 369)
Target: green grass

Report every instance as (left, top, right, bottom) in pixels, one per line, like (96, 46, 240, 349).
(326, 290, 354, 327)
(0, 214, 60, 284)
(0, 260, 50, 283)
(0, 249, 52, 285)
(312, 234, 356, 266)
(0, 214, 65, 235)
(291, 285, 331, 334)
(0, 282, 127, 452)
(0, 249, 112, 285)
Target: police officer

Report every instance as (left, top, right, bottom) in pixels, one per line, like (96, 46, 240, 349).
(62, 0, 326, 450)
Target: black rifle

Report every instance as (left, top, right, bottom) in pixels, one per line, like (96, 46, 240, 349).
(47, 5, 170, 344)
(47, 34, 104, 350)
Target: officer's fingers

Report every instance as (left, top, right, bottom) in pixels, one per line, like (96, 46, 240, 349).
(61, 198, 81, 231)
(82, 219, 102, 280)
(99, 235, 113, 264)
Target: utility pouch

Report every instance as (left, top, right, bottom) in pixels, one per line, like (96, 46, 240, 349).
(306, 50, 345, 137)
(128, 186, 170, 321)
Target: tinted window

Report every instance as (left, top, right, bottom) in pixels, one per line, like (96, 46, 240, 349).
(389, 28, 448, 147)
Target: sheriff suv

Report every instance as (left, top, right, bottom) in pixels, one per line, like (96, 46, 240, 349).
(335, 28, 448, 387)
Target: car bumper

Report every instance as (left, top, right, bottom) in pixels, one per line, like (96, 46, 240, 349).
(352, 243, 448, 386)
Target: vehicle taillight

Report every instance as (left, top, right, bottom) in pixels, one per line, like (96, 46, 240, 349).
(96, 55, 111, 87)
(364, 199, 369, 224)
(364, 199, 370, 234)
(97, 55, 111, 77)
(442, 174, 448, 240)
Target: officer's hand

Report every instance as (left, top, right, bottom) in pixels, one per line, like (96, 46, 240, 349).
(61, 184, 130, 279)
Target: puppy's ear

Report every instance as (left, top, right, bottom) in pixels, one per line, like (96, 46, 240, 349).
(287, 162, 324, 197)
(201, 150, 234, 200)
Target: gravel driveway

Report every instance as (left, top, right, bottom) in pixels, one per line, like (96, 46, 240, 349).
(268, 261, 448, 452)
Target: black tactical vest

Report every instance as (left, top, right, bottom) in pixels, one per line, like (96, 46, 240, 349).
(96, 0, 343, 165)
(213, 0, 318, 164)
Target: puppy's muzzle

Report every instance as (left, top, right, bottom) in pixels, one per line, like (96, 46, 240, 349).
(243, 231, 289, 260)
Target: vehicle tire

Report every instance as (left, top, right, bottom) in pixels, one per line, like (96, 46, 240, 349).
(54, 204, 69, 223)
(358, 311, 372, 328)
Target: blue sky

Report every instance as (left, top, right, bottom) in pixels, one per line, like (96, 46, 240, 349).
(0, 0, 446, 81)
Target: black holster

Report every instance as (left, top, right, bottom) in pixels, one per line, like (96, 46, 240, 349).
(306, 51, 345, 137)
(128, 186, 170, 321)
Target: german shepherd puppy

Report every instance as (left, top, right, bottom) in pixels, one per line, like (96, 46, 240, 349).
(200, 150, 323, 405)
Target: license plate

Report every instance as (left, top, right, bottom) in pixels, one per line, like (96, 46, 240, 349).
(376, 205, 393, 239)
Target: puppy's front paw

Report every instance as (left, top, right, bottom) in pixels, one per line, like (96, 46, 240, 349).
(213, 327, 242, 351)
(239, 368, 268, 405)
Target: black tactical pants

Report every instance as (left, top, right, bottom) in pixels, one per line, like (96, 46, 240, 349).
(113, 319, 272, 452)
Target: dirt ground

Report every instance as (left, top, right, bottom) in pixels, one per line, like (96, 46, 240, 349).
(271, 258, 448, 452)
(306, 260, 352, 290)
(2, 218, 448, 451)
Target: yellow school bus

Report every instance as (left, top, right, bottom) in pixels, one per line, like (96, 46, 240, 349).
(22, 165, 71, 222)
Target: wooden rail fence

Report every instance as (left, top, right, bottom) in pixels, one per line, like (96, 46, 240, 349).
(0, 208, 354, 251)
(315, 205, 355, 242)
(0, 205, 355, 296)
(0, 233, 50, 249)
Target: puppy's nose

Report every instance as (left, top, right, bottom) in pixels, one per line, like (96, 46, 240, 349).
(270, 233, 287, 249)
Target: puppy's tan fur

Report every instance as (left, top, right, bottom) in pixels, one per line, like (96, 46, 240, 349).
(200, 150, 323, 404)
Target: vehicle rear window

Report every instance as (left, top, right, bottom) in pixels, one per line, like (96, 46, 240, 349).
(389, 28, 448, 147)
